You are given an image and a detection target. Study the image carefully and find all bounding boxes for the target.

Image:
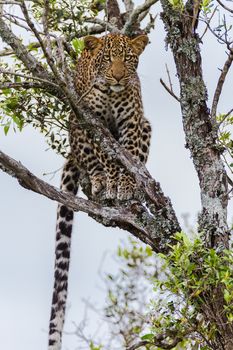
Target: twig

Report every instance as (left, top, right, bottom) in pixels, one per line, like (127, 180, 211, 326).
(20, 1, 57, 77)
(160, 78, 180, 102)
(0, 68, 60, 88)
(127, 340, 151, 350)
(123, 0, 159, 35)
(0, 13, 51, 80)
(211, 50, 233, 120)
(216, 0, 233, 14)
(0, 1, 20, 4)
(0, 25, 105, 58)
(143, 13, 157, 34)
(200, 6, 218, 41)
(85, 17, 117, 32)
(42, 0, 52, 57)
(217, 108, 233, 128)
(165, 63, 173, 92)
(123, 0, 134, 15)
(0, 81, 44, 89)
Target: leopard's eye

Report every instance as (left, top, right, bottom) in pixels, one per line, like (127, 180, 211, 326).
(125, 55, 132, 62)
(103, 53, 110, 61)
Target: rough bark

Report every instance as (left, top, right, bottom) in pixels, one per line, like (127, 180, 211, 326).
(0, 149, 180, 253)
(160, 0, 229, 249)
(160, 1, 231, 348)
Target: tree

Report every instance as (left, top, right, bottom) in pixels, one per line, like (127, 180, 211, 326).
(0, 0, 233, 349)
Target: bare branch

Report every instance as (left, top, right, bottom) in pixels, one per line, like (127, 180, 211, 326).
(0, 13, 51, 80)
(20, 1, 58, 77)
(42, 0, 52, 57)
(217, 108, 233, 128)
(200, 6, 218, 40)
(0, 149, 178, 252)
(127, 335, 184, 350)
(0, 81, 44, 89)
(211, 50, 233, 120)
(123, 0, 159, 35)
(142, 13, 157, 34)
(216, 0, 233, 14)
(123, 0, 134, 14)
(85, 17, 117, 32)
(0, 24, 104, 58)
(106, 0, 123, 29)
(0, 1, 20, 4)
(0, 68, 60, 89)
(160, 78, 180, 102)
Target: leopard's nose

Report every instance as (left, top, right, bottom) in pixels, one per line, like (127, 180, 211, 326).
(111, 61, 126, 82)
(112, 69, 125, 82)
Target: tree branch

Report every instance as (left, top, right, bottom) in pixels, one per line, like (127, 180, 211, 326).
(160, 0, 229, 249)
(106, 0, 123, 29)
(0, 149, 179, 253)
(0, 12, 51, 80)
(211, 49, 233, 120)
(123, 0, 158, 35)
(160, 78, 180, 102)
(216, 0, 233, 14)
(0, 81, 44, 89)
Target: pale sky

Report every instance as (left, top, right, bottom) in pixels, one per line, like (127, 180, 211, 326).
(0, 3, 233, 350)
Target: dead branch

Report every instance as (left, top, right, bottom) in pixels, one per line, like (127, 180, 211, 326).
(216, 0, 233, 14)
(106, 0, 123, 29)
(0, 68, 60, 88)
(211, 49, 233, 120)
(0, 81, 44, 89)
(0, 149, 178, 252)
(123, 0, 159, 35)
(160, 78, 180, 102)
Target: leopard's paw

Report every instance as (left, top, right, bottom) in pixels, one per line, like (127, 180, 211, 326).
(117, 174, 135, 201)
(91, 173, 106, 197)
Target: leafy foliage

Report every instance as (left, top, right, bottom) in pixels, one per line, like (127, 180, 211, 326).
(77, 235, 233, 350)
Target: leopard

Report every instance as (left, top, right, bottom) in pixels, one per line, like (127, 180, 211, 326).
(48, 33, 152, 350)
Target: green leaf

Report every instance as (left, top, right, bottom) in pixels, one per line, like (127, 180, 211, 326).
(72, 38, 84, 54)
(141, 333, 154, 340)
(4, 124, 10, 135)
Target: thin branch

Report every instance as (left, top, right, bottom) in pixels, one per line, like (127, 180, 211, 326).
(0, 1, 20, 4)
(106, 0, 123, 29)
(0, 14, 51, 80)
(42, 0, 52, 57)
(143, 13, 157, 33)
(123, 0, 134, 14)
(0, 68, 60, 89)
(20, 1, 57, 77)
(216, 0, 233, 14)
(127, 340, 151, 350)
(200, 6, 218, 41)
(0, 25, 105, 58)
(165, 63, 173, 92)
(160, 78, 180, 102)
(211, 50, 233, 120)
(85, 17, 117, 32)
(217, 108, 233, 128)
(123, 0, 159, 35)
(127, 335, 184, 350)
(0, 81, 44, 89)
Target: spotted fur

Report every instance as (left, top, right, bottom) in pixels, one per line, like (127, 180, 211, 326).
(48, 33, 151, 349)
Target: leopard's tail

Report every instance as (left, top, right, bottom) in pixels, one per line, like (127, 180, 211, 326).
(48, 159, 79, 350)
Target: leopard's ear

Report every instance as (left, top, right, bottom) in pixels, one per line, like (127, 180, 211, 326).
(131, 35, 149, 55)
(84, 36, 101, 50)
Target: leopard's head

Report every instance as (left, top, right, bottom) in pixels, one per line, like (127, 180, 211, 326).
(84, 33, 148, 92)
